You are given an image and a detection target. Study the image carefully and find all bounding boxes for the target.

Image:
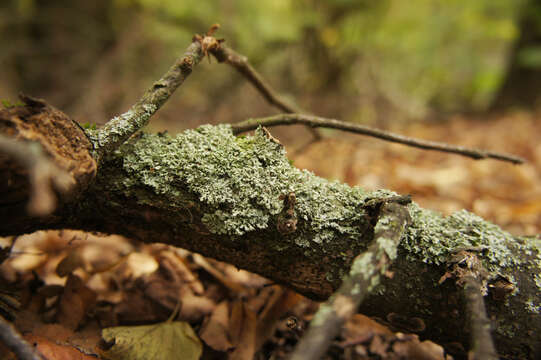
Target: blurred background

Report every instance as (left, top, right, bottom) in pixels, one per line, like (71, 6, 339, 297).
(1, 0, 540, 234)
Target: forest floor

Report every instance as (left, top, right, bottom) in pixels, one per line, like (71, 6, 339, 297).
(1, 112, 539, 359)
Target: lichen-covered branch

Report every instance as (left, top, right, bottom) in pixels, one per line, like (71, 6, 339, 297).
(93, 39, 206, 159)
(232, 114, 525, 164)
(1, 94, 540, 359)
(290, 202, 410, 360)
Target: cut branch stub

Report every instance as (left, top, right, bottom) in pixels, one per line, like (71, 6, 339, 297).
(0, 96, 97, 218)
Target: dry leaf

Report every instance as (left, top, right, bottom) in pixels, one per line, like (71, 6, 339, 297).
(101, 321, 202, 360)
(57, 274, 96, 330)
(229, 301, 257, 360)
(199, 301, 233, 351)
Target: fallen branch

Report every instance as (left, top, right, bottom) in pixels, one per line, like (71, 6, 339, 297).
(0, 134, 72, 215)
(231, 114, 525, 164)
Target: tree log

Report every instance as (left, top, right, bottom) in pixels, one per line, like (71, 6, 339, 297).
(1, 101, 540, 359)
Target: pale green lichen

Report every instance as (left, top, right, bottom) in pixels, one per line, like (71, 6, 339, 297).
(402, 203, 541, 295)
(96, 104, 158, 155)
(350, 252, 381, 292)
(108, 123, 540, 302)
(117, 124, 371, 238)
(406, 205, 516, 266)
(310, 303, 335, 327)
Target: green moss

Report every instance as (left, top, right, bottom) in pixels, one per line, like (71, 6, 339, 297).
(1, 99, 25, 108)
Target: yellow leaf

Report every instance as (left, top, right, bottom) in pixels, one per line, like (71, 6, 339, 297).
(101, 321, 202, 360)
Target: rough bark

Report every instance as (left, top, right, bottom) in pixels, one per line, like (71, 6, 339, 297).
(1, 102, 540, 359)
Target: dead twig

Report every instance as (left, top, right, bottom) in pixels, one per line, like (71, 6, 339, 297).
(211, 45, 303, 114)
(0, 316, 41, 360)
(94, 27, 212, 159)
(290, 202, 410, 360)
(231, 114, 525, 164)
(210, 44, 321, 140)
(444, 251, 499, 360)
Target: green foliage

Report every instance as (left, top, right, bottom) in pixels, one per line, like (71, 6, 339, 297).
(81, 122, 97, 130)
(1, 99, 24, 108)
(518, 46, 541, 68)
(112, 0, 523, 115)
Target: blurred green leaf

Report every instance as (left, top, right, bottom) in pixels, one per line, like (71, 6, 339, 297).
(518, 46, 541, 68)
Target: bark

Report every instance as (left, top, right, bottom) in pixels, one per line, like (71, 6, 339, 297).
(0, 101, 540, 359)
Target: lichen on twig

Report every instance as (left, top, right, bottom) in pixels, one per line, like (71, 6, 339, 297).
(290, 202, 410, 360)
(94, 31, 211, 159)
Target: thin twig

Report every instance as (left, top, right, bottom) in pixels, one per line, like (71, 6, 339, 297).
(0, 316, 41, 360)
(211, 46, 303, 113)
(94, 35, 207, 159)
(445, 251, 498, 360)
(463, 275, 499, 360)
(231, 114, 525, 164)
(289, 202, 410, 360)
(210, 45, 321, 139)
(0, 134, 73, 215)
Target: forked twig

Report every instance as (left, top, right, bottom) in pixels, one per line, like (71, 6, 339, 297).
(211, 45, 303, 114)
(210, 44, 321, 139)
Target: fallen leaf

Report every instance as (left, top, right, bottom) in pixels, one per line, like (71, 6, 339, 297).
(101, 321, 202, 360)
(25, 335, 96, 360)
(229, 301, 257, 360)
(199, 301, 233, 351)
(57, 274, 96, 330)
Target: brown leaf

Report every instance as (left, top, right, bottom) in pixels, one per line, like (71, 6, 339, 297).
(228, 301, 257, 360)
(57, 274, 96, 330)
(255, 288, 302, 350)
(199, 301, 233, 352)
(25, 335, 97, 360)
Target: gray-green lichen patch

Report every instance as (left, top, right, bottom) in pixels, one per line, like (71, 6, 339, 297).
(96, 104, 158, 154)
(402, 203, 541, 294)
(115, 124, 372, 241)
